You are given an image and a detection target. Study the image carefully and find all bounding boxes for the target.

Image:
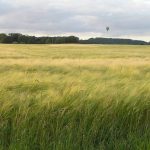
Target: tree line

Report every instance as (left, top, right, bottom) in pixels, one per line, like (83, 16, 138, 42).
(0, 33, 79, 44)
(0, 33, 149, 45)
(80, 38, 149, 45)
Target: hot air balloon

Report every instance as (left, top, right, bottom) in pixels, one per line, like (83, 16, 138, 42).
(106, 26, 110, 32)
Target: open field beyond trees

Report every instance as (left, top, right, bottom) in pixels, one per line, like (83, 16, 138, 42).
(0, 44, 150, 150)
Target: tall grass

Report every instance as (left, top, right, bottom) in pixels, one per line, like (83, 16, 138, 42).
(0, 44, 150, 149)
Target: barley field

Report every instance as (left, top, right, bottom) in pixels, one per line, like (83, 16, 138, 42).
(0, 44, 150, 150)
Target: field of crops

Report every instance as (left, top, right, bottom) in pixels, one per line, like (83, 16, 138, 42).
(0, 44, 150, 150)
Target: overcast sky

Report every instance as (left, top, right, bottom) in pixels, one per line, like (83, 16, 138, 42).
(0, 0, 150, 41)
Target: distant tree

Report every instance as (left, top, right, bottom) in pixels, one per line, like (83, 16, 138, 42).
(65, 36, 79, 43)
(0, 33, 7, 43)
(9, 33, 22, 43)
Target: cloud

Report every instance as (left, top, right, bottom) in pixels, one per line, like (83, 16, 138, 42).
(0, 0, 150, 40)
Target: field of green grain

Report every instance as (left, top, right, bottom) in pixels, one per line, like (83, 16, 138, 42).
(0, 44, 150, 150)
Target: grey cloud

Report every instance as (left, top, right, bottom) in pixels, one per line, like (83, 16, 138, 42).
(0, 0, 150, 40)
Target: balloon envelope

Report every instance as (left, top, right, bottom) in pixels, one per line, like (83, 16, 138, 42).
(106, 27, 110, 31)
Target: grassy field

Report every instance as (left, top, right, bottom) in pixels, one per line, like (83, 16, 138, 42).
(0, 44, 150, 150)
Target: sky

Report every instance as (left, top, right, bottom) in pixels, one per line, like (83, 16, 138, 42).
(0, 0, 150, 41)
